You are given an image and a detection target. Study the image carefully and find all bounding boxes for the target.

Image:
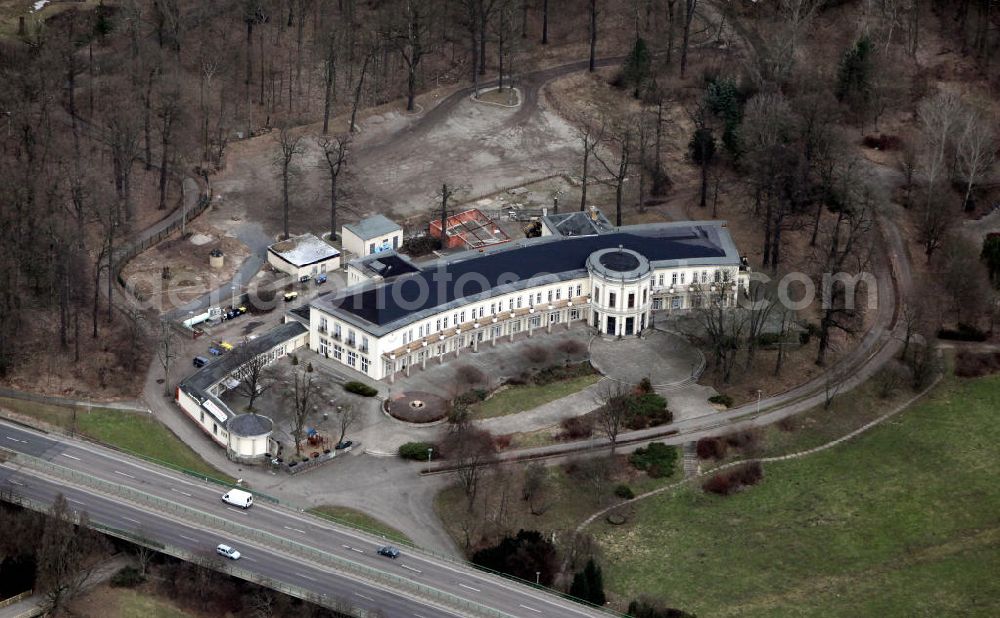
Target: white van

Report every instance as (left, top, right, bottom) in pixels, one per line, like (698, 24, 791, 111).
(221, 488, 254, 509)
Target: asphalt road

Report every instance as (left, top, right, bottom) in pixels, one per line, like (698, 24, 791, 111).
(0, 420, 607, 618)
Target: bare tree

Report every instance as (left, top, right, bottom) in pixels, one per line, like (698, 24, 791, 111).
(156, 318, 177, 397)
(287, 366, 316, 457)
(335, 403, 360, 446)
(578, 118, 604, 212)
(349, 46, 374, 134)
(390, 0, 430, 112)
(274, 126, 305, 240)
(592, 116, 634, 226)
(688, 284, 745, 383)
(679, 0, 697, 77)
(588, 0, 598, 72)
(316, 133, 350, 240)
(234, 339, 273, 410)
(448, 426, 497, 510)
(37, 495, 109, 614)
(596, 380, 632, 454)
(956, 108, 996, 212)
(155, 81, 182, 211)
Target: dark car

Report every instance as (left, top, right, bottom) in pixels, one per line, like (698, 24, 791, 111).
(335, 440, 353, 450)
(193, 356, 209, 368)
(377, 546, 400, 559)
(315, 273, 328, 285)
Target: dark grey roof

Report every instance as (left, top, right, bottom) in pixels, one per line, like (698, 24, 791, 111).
(343, 215, 401, 240)
(315, 221, 740, 336)
(542, 210, 613, 237)
(350, 251, 420, 279)
(228, 413, 274, 436)
(178, 322, 307, 425)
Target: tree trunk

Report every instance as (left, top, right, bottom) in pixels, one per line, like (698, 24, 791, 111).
(699, 160, 708, 207)
(158, 115, 170, 210)
(680, 0, 695, 77)
(589, 0, 597, 72)
(322, 42, 336, 134)
(330, 173, 338, 240)
(580, 141, 590, 211)
(283, 166, 291, 239)
(542, 0, 549, 44)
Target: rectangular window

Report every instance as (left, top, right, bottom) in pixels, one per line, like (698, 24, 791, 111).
(347, 351, 358, 367)
(547, 290, 553, 302)
(361, 357, 370, 374)
(714, 270, 721, 283)
(556, 289, 561, 300)
(724, 270, 731, 282)
(369, 243, 375, 253)
(594, 286, 600, 302)
(443, 317, 449, 328)
(702, 271, 708, 284)
(680, 273, 686, 285)
(530, 315, 541, 327)
(567, 286, 573, 299)
(361, 336, 369, 352)
(492, 325, 501, 337)
(479, 307, 484, 318)
(536, 293, 542, 304)
(319, 339, 329, 356)
(517, 297, 523, 308)
(334, 345, 343, 360)
(549, 312, 559, 323)
(460, 311, 466, 323)
(671, 273, 677, 285)
(334, 323, 342, 338)
(200, 411, 205, 423)
(418, 325, 424, 338)
(570, 309, 580, 320)
(609, 292, 617, 308)
(576, 284, 582, 296)
(319, 316, 328, 332)
(490, 303, 495, 314)
(627, 293, 635, 308)
(642, 289, 648, 303)
(509, 299, 514, 310)
(512, 320, 521, 333)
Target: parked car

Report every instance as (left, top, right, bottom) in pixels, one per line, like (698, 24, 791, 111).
(335, 440, 353, 450)
(283, 291, 299, 302)
(377, 546, 400, 559)
(216, 544, 241, 560)
(219, 341, 234, 352)
(221, 488, 254, 509)
(315, 273, 328, 285)
(193, 356, 209, 368)
(208, 347, 222, 356)
(236, 305, 248, 315)
(299, 275, 311, 284)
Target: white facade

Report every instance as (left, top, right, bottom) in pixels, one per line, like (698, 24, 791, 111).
(267, 233, 341, 279)
(342, 215, 403, 258)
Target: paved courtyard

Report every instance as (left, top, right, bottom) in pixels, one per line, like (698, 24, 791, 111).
(590, 328, 705, 386)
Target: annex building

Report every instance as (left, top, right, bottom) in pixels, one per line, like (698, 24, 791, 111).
(308, 220, 748, 382)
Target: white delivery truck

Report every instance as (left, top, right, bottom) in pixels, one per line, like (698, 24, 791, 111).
(221, 488, 254, 509)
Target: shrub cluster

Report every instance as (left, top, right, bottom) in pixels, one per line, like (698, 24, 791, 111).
(533, 362, 593, 385)
(401, 234, 441, 256)
(629, 442, 677, 478)
(343, 381, 378, 397)
(559, 415, 595, 440)
(955, 351, 1000, 378)
(708, 393, 734, 407)
(471, 530, 559, 586)
(861, 134, 902, 150)
(696, 437, 728, 460)
(398, 442, 438, 461)
(614, 484, 635, 500)
(702, 461, 764, 495)
(627, 597, 696, 618)
(110, 565, 145, 588)
(937, 323, 988, 342)
(625, 393, 672, 429)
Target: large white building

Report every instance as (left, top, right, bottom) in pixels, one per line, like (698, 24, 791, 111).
(307, 221, 748, 382)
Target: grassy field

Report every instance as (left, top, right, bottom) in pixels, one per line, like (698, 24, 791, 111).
(70, 585, 197, 618)
(590, 375, 1000, 616)
(309, 505, 412, 545)
(470, 373, 601, 419)
(0, 397, 232, 483)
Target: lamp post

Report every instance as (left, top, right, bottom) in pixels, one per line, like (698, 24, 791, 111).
(535, 571, 540, 585)
(427, 447, 433, 464)
(756, 389, 762, 415)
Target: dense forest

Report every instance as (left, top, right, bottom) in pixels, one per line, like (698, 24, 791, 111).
(0, 0, 997, 396)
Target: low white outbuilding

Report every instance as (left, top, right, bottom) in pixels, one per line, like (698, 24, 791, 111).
(341, 215, 403, 258)
(267, 233, 341, 280)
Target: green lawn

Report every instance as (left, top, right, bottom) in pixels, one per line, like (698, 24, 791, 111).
(470, 373, 601, 419)
(0, 397, 232, 483)
(116, 589, 197, 618)
(591, 375, 1000, 616)
(309, 505, 412, 545)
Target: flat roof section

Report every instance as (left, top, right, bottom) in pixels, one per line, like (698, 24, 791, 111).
(315, 221, 740, 334)
(350, 251, 421, 279)
(343, 214, 401, 240)
(268, 233, 340, 267)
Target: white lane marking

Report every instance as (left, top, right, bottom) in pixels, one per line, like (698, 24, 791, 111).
(226, 507, 248, 515)
(283, 526, 306, 534)
(400, 564, 422, 574)
(68, 498, 85, 504)
(5, 436, 26, 443)
(351, 548, 364, 554)
(241, 556, 257, 563)
(355, 593, 374, 602)
(171, 488, 192, 497)
(458, 584, 480, 592)
(114, 470, 135, 479)
(179, 534, 199, 542)
(7, 479, 24, 486)
(61, 453, 81, 461)
(519, 605, 542, 614)
(123, 516, 141, 524)
(294, 572, 317, 582)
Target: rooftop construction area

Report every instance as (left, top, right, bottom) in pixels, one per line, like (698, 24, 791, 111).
(429, 208, 513, 249)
